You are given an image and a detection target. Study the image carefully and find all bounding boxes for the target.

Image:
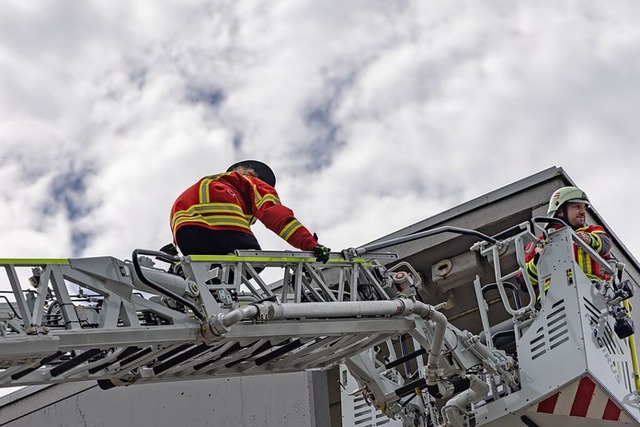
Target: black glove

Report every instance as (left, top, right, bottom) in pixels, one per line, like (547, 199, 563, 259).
(313, 244, 331, 263)
(159, 243, 179, 256)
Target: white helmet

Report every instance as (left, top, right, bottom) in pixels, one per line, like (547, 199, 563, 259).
(547, 186, 590, 217)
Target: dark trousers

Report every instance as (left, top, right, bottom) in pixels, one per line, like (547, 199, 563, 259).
(175, 226, 261, 256)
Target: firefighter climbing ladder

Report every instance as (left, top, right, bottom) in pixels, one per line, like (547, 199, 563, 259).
(1, 221, 640, 427)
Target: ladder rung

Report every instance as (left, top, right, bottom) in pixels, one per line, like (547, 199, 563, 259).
(50, 348, 102, 377)
(255, 339, 303, 366)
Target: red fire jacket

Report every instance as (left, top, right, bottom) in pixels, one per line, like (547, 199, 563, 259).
(170, 172, 318, 251)
(525, 224, 612, 288)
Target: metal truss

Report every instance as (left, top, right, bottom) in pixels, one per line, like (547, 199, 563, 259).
(0, 250, 433, 391)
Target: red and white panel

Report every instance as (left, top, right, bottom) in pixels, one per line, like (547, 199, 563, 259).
(530, 376, 633, 422)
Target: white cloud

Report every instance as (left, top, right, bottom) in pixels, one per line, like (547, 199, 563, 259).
(3, 1, 640, 405)
(1, 0, 640, 269)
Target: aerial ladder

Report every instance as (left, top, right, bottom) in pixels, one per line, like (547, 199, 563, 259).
(0, 220, 639, 426)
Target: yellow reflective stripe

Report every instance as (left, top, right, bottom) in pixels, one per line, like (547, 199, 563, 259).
(585, 250, 593, 276)
(171, 204, 245, 229)
(577, 248, 592, 277)
(253, 185, 262, 204)
(176, 203, 244, 217)
(199, 177, 215, 203)
(577, 249, 584, 274)
(256, 194, 280, 209)
(0, 258, 69, 265)
(590, 232, 602, 252)
(188, 255, 374, 266)
(279, 219, 303, 241)
(172, 215, 251, 230)
(527, 261, 538, 285)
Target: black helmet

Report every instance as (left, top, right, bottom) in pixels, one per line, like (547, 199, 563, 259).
(227, 160, 276, 187)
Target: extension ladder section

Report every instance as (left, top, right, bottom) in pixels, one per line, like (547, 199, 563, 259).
(0, 250, 430, 391)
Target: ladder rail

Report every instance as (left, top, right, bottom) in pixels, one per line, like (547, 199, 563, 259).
(0, 253, 440, 389)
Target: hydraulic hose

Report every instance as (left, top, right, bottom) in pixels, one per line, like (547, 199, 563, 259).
(131, 249, 205, 320)
(344, 226, 497, 259)
(531, 216, 568, 228)
(490, 222, 529, 240)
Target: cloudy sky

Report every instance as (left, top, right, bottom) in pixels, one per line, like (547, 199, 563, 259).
(1, 1, 640, 268)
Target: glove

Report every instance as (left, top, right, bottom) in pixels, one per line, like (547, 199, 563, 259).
(313, 244, 331, 263)
(159, 243, 179, 256)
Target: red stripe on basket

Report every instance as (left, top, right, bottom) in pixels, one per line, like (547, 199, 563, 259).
(602, 399, 622, 421)
(569, 377, 596, 417)
(537, 392, 559, 413)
